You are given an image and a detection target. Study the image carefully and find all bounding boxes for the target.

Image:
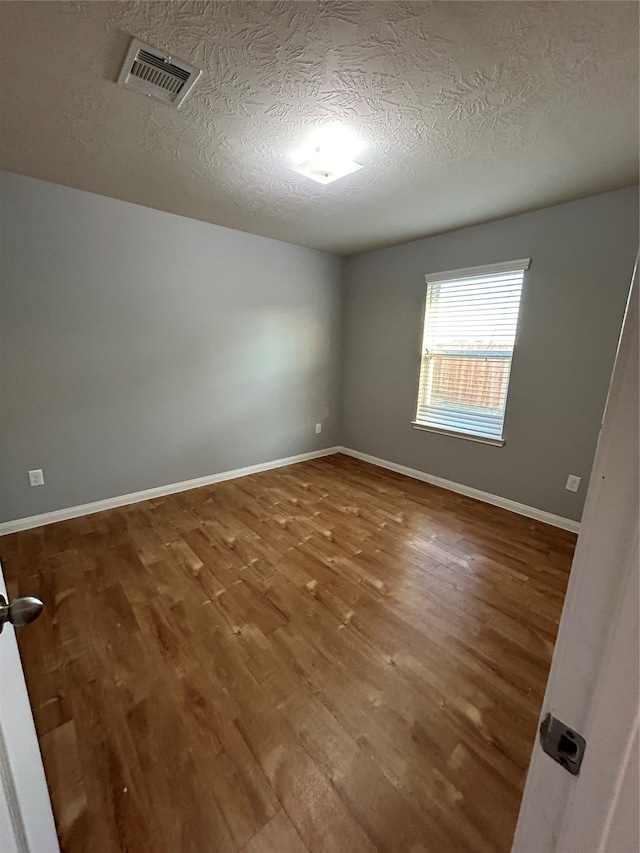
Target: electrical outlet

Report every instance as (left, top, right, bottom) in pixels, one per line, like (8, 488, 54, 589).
(565, 474, 581, 493)
(315, 423, 322, 434)
(28, 469, 44, 487)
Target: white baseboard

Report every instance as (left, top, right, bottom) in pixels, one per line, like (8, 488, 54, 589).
(0, 444, 580, 536)
(0, 447, 341, 536)
(337, 446, 581, 533)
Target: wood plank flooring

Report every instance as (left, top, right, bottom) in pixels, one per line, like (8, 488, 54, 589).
(0, 454, 576, 853)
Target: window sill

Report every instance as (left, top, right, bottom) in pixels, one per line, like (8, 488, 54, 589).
(411, 421, 505, 447)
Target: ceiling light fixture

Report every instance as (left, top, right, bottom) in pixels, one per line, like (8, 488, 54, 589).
(290, 126, 364, 185)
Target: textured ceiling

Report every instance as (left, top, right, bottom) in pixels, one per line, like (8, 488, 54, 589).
(0, 1, 638, 254)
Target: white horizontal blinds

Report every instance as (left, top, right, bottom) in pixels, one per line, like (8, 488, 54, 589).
(416, 264, 527, 440)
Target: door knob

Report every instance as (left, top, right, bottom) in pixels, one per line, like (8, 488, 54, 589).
(0, 594, 44, 633)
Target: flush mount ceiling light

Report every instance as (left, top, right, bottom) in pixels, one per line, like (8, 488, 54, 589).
(290, 126, 364, 185)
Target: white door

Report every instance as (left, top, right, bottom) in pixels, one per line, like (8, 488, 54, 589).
(0, 566, 59, 852)
(513, 263, 639, 851)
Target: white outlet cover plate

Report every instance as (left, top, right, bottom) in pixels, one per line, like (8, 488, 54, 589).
(565, 474, 581, 492)
(28, 469, 44, 486)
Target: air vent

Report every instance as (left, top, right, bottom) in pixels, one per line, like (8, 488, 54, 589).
(117, 38, 201, 108)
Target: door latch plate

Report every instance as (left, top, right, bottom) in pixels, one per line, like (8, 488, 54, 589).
(539, 713, 586, 776)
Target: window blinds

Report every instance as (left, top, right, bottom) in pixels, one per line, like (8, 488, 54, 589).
(415, 260, 529, 442)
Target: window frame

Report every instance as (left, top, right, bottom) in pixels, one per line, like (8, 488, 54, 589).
(412, 258, 530, 447)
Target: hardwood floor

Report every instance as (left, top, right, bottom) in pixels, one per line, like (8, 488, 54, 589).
(0, 454, 576, 853)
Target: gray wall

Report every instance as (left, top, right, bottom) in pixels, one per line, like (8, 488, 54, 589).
(340, 187, 638, 522)
(2, 175, 636, 525)
(0, 173, 342, 522)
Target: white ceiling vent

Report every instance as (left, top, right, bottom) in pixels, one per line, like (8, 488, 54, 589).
(117, 38, 201, 108)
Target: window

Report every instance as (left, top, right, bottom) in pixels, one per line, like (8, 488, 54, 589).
(413, 259, 529, 446)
